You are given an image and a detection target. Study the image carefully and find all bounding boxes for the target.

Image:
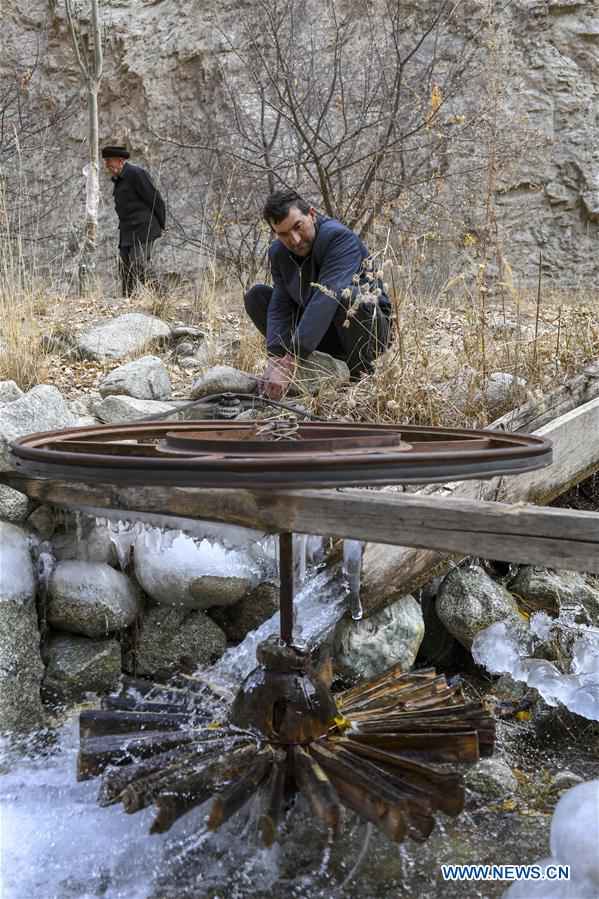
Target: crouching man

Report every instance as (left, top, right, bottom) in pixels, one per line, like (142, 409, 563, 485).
(244, 190, 392, 400)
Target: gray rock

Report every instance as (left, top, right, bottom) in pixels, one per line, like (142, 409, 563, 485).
(466, 758, 518, 798)
(417, 576, 464, 668)
(189, 575, 252, 609)
(27, 504, 57, 539)
(172, 326, 205, 340)
(436, 564, 521, 648)
(93, 395, 182, 424)
(333, 594, 424, 681)
(77, 313, 171, 361)
(0, 522, 45, 731)
(493, 673, 533, 703)
(174, 341, 195, 357)
(190, 365, 257, 398)
(0, 384, 77, 470)
(43, 634, 121, 701)
(0, 380, 24, 403)
(98, 355, 172, 400)
(47, 561, 143, 638)
(68, 391, 102, 419)
(209, 581, 279, 642)
(133, 529, 256, 609)
(549, 771, 584, 793)
(510, 566, 599, 624)
(177, 357, 205, 370)
(482, 372, 527, 410)
(0, 484, 31, 522)
(294, 351, 350, 395)
(132, 605, 227, 677)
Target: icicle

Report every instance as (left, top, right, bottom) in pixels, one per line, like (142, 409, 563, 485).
(37, 541, 56, 599)
(343, 539, 363, 620)
(74, 510, 83, 546)
(305, 534, 326, 566)
(108, 520, 135, 572)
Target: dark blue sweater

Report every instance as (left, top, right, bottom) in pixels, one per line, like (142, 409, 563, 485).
(266, 216, 390, 358)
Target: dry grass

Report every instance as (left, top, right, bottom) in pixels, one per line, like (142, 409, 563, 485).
(306, 291, 599, 428)
(2, 223, 598, 422)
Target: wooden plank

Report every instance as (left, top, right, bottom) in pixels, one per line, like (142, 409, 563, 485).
(1, 470, 599, 566)
(490, 359, 599, 434)
(360, 394, 599, 612)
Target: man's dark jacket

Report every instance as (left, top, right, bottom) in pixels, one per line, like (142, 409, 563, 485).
(266, 215, 390, 358)
(112, 162, 166, 247)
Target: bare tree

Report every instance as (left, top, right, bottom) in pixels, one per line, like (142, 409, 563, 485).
(0, 45, 78, 245)
(65, 0, 103, 293)
(156, 0, 510, 281)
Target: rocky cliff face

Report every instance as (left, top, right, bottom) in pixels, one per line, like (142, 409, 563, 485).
(3, 0, 599, 289)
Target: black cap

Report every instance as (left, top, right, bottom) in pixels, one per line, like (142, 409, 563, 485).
(101, 145, 130, 159)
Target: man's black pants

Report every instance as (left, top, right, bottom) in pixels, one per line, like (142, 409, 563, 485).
(119, 239, 155, 297)
(244, 284, 391, 377)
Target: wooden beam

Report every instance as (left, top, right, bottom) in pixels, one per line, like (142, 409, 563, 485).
(490, 359, 599, 434)
(1, 472, 599, 567)
(361, 394, 599, 612)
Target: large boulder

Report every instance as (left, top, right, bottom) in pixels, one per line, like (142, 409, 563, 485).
(47, 561, 143, 638)
(98, 355, 172, 400)
(436, 564, 521, 649)
(333, 594, 424, 681)
(43, 634, 121, 702)
(77, 313, 171, 361)
(131, 605, 227, 677)
(190, 365, 257, 398)
(509, 566, 599, 624)
(0, 384, 77, 470)
(93, 395, 182, 424)
(0, 522, 45, 731)
(294, 351, 350, 395)
(133, 528, 257, 609)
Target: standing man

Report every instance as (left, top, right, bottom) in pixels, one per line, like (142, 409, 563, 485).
(244, 190, 392, 399)
(101, 145, 166, 297)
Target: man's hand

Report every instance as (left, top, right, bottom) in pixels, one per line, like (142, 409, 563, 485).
(258, 354, 295, 400)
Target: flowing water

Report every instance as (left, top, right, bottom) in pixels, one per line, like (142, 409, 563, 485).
(2, 525, 599, 898)
(0, 717, 560, 899)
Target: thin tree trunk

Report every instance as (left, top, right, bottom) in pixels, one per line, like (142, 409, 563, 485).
(65, 0, 103, 294)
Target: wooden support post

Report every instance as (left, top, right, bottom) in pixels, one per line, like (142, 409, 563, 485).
(279, 532, 294, 645)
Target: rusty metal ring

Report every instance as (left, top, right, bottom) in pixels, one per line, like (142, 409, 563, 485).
(10, 420, 552, 488)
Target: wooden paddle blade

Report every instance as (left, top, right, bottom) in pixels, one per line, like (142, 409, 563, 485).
(293, 745, 342, 834)
(207, 751, 273, 831)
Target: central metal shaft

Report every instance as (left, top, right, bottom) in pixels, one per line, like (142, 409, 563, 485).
(279, 531, 294, 644)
